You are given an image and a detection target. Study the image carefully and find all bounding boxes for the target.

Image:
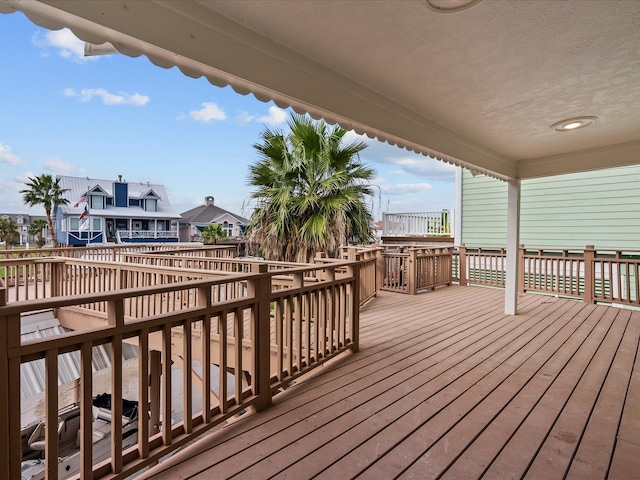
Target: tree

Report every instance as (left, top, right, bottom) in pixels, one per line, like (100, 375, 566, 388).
(28, 218, 49, 247)
(201, 224, 227, 244)
(0, 217, 19, 246)
(21, 174, 69, 248)
(247, 113, 376, 262)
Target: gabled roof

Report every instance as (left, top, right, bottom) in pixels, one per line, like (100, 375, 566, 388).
(138, 188, 160, 199)
(56, 175, 181, 219)
(180, 204, 249, 226)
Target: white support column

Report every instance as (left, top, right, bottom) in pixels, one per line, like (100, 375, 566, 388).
(454, 167, 462, 246)
(505, 179, 521, 315)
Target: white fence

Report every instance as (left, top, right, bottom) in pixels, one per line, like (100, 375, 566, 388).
(382, 210, 453, 237)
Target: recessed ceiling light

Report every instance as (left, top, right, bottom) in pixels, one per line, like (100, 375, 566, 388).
(550, 116, 598, 132)
(425, 0, 483, 13)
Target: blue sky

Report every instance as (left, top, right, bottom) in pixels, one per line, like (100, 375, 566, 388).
(0, 11, 455, 220)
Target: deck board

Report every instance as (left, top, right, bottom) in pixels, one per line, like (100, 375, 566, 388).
(139, 286, 640, 480)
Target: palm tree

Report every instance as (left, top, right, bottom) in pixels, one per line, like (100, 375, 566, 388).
(0, 217, 19, 246)
(28, 218, 49, 247)
(21, 174, 69, 248)
(247, 113, 376, 262)
(201, 224, 227, 244)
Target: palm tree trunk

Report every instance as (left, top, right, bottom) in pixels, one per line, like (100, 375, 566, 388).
(45, 208, 57, 248)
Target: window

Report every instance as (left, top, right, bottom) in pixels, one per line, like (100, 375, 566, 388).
(16, 217, 23, 225)
(90, 195, 103, 209)
(145, 199, 157, 212)
(69, 218, 79, 230)
(129, 199, 140, 207)
(223, 221, 233, 236)
(92, 218, 101, 230)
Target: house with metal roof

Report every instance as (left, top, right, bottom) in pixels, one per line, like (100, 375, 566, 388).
(54, 175, 181, 246)
(178, 196, 249, 242)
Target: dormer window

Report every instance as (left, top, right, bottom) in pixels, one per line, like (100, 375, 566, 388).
(145, 198, 157, 212)
(90, 194, 104, 209)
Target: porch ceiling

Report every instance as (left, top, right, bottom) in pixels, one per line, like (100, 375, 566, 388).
(2, 0, 639, 181)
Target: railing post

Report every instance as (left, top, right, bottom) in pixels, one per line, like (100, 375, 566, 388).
(408, 248, 417, 295)
(0, 290, 7, 480)
(149, 350, 162, 435)
(458, 244, 467, 286)
(247, 264, 271, 411)
(0, 300, 22, 479)
(375, 248, 384, 293)
(584, 245, 596, 303)
(518, 244, 525, 293)
(350, 261, 360, 353)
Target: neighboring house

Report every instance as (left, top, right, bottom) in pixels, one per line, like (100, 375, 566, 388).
(54, 175, 182, 246)
(0, 213, 48, 246)
(179, 196, 249, 242)
(456, 164, 640, 250)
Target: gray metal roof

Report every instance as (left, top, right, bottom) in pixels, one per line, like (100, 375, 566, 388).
(56, 175, 182, 219)
(20, 314, 138, 401)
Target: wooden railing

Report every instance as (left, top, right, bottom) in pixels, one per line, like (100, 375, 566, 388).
(381, 246, 453, 294)
(0, 243, 217, 262)
(455, 246, 506, 288)
(0, 260, 359, 479)
(455, 245, 640, 307)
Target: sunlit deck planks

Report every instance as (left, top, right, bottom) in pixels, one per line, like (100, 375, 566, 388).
(139, 286, 640, 480)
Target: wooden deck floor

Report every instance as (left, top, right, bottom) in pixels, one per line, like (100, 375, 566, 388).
(139, 286, 640, 480)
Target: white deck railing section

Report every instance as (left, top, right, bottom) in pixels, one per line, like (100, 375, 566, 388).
(382, 210, 453, 237)
(116, 230, 178, 242)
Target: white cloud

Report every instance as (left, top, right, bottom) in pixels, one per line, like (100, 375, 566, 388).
(341, 131, 457, 182)
(0, 144, 21, 165)
(256, 106, 288, 126)
(237, 106, 288, 126)
(33, 28, 98, 63)
(188, 102, 227, 122)
(389, 157, 457, 179)
(64, 88, 150, 106)
(237, 110, 255, 123)
(43, 157, 77, 174)
(382, 183, 433, 195)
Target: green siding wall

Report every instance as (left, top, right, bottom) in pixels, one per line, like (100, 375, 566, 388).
(460, 165, 640, 249)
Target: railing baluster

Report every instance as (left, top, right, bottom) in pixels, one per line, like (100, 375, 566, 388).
(80, 341, 94, 478)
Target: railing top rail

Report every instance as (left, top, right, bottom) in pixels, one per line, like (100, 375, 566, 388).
(383, 211, 449, 216)
(0, 274, 265, 316)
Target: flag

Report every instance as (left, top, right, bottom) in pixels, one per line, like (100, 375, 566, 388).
(78, 218, 89, 231)
(78, 205, 89, 221)
(73, 195, 87, 207)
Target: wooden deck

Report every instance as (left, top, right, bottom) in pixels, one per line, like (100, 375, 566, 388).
(138, 286, 640, 480)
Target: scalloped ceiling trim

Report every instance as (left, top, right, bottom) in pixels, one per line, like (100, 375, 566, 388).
(11, 3, 507, 183)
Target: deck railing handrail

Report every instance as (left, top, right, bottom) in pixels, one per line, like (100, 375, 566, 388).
(0, 243, 210, 261)
(379, 246, 453, 294)
(455, 244, 640, 307)
(0, 258, 359, 479)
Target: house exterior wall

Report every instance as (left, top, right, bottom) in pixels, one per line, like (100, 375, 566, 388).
(460, 164, 640, 249)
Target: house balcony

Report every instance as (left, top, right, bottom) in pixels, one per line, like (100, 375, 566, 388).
(116, 230, 179, 243)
